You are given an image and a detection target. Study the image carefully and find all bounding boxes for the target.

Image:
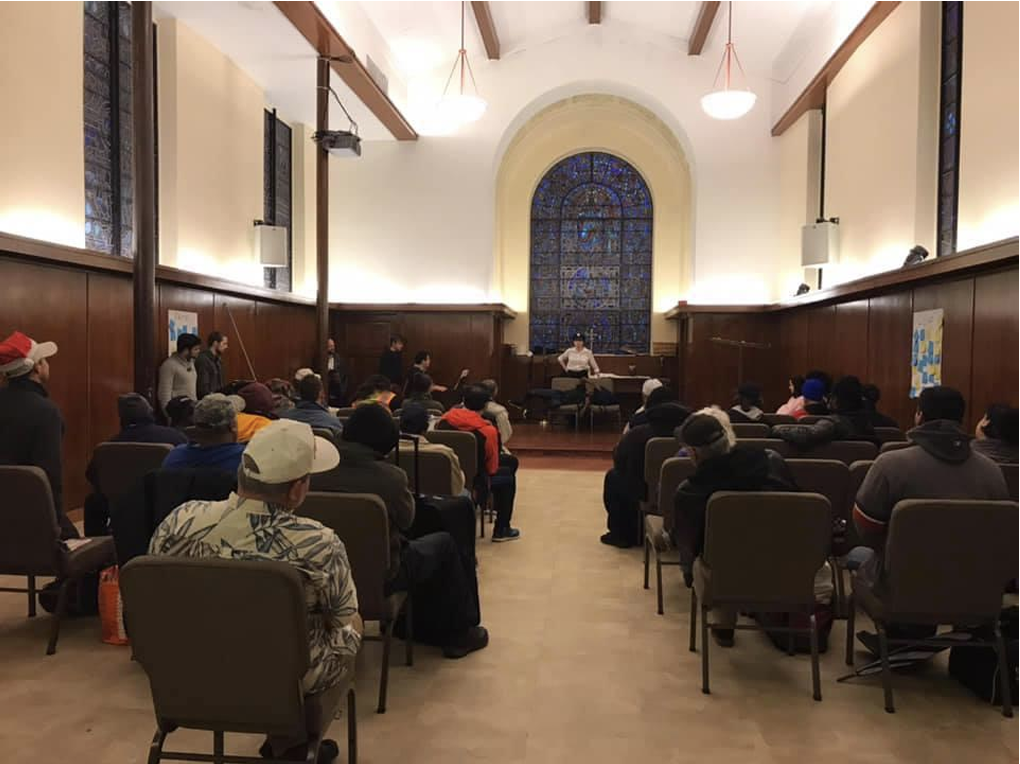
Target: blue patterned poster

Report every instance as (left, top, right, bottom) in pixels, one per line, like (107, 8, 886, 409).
(910, 309, 943, 398)
(168, 310, 199, 357)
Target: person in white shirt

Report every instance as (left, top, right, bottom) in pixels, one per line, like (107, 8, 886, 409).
(558, 333, 600, 378)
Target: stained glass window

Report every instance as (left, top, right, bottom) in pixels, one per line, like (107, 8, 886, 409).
(84, 1, 133, 256)
(263, 111, 293, 292)
(937, 1, 963, 257)
(529, 152, 652, 354)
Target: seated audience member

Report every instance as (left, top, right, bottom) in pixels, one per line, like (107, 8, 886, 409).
(440, 385, 521, 542)
(150, 420, 361, 759)
(805, 369, 832, 398)
(624, 386, 678, 433)
(236, 382, 277, 442)
(404, 372, 446, 413)
(313, 404, 488, 657)
(671, 407, 797, 646)
(624, 378, 664, 432)
(406, 350, 470, 397)
(165, 395, 196, 430)
(108, 393, 187, 445)
(479, 378, 513, 450)
(281, 373, 343, 438)
(266, 377, 295, 415)
(163, 394, 247, 473)
(601, 395, 690, 548)
(776, 375, 806, 417)
(797, 377, 829, 417)
(861, 383, 898, 428)
(773, 375, 876, 448)
(972, 403, 1019, 464)
(352, 374, 397, 410)
(851, 386, 1009, 650)
(728, 382, 765, 423)
(399, 404, 466, 496)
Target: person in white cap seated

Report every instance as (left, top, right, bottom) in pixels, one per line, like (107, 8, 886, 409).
(623, 377, 664, 433)
(149, 419, 362, 760)
(0, 330, 78, 539)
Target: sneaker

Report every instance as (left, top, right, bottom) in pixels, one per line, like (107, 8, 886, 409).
(442, 626, 489, 659)
(711, 628, 735, 648)
(492, 527, 521, 543)
(856, 630, 880, 656)
(600, 532, 636, 549)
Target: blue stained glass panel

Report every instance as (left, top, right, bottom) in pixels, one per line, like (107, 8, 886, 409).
(529, 152, 652, 353)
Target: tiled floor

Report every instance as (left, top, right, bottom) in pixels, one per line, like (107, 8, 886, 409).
(1, 468, 1016, 763)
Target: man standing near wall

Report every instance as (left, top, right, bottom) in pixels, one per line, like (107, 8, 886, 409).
(158, 333, 200, 414)
(195, 331, 228, 399)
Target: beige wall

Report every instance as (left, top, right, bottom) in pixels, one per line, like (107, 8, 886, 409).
(776, 110, 823, 298)
(957, 1, 1020, 250)
(823, 1, 940, 286)
(290, 123, 318, 298)
(0, 2, 84, 247)
(157, 18, 264, 285)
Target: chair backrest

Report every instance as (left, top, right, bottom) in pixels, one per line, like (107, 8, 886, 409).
(735, 438, 792, 457)
(0, 466, 61, 575)
(311, 427, 338, 445)
(91, 442, 174, 501)
(786, 459, 849, 523)
(425, 430, 478, 485)
(762, 413, 796, 427)
(702, 491, 831, 607)
(880, 440, 912, 454)
(796, 440, 878, 465)
(551, 376, 583, 392)
(657, 457, 696, 512)
(393, 447, 456, 497)
(798, 415, 825, 424)
(120, 556, 309, 736)
(299, 492, 390, 620)
(873, 427, 906, 443)
(336, 407, 357, 418)
(883, 499, 1019, 621)
(845, 460, 873, 549)
(731, 422, 770, 438)
(1002, 464, 1018, 502)
(644, 437, 680, 503)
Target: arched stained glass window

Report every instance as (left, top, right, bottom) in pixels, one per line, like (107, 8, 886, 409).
(529, 152, 652, 355)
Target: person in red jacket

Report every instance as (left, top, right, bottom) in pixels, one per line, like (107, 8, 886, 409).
(440, 385, 520, 542)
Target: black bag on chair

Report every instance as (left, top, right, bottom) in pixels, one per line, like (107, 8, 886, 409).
(948, 607, 1019, 706)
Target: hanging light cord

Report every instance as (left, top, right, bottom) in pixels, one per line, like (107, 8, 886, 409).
(710, 1, 749, 92)
(441, 1, 480, 97)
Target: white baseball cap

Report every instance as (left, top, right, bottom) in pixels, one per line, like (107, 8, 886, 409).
(642, 378, 663, 397)
(241, 420, 339, 484)
(0, 332, 58, 378)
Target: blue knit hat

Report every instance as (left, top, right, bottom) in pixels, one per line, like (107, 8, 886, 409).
(802, 378, 826, 402)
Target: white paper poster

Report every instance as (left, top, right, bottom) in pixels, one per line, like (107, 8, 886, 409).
(168, 310, 199, 356)
(910, 308, 944, 398)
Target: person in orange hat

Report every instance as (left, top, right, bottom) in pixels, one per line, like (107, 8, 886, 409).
(0, 331, 79, 539)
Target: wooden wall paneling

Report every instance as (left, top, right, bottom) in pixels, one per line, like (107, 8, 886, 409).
(866, 291, 915, 429)
(254, 301, 317, 383)
(833, 300, 869, 380)
(87, 273, 135, 450)
(682, 313, 779, 409)
(0, 259, 90, 511)
(777, 310, 809, 381)
(969, 269, 1018, 431)
(213, 294, 258, 383)
(805, 305, 838, 378)
(337, 314, 395, 387)
(912, 278, 975, 423)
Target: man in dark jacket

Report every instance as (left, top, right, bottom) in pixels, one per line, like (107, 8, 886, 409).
(312, 404, 489, 658)
(280, 373, 343, 437)
(0, 331, 78, 539)
(772, 375, 877, 448)
(194, 331, 228, 399)
(325, 337, 348, 406)
(601, 396, 690, 548)
(378, 335, 405, 388)
(672, 407, 796, 646)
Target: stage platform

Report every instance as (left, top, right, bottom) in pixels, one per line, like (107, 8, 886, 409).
(510, 422, 617, 469)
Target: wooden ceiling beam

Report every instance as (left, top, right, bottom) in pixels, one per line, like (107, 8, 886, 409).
(587, 1, 602, 25)
(688, 1, 720, 55)
(470, 2, 500, 60)
(274, 1, 417, 141)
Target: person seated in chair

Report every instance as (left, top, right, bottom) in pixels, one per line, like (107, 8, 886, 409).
(728, 382, 765, 423)
(479, 378, 513, 451)
(399, 404, 466, 496)
(313, 404, 489, 658)
(861, 383, 899, 428)
(163, 394, 247, 474)
(623, 378, 663, 433)
(601, 392, 690, 548)
(972, 403, 1019, 464)
(150, 420, 362, 761)
(772, 376, 877, 448)
(672, 407, 797, 646)
(235, 382, 277, 443)
(351, 374, 396, 410)
(403, 372, 446, 414)
(280, 373, 343, 438)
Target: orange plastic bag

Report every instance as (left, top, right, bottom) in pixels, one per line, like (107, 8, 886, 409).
(99, 566, 129, 646)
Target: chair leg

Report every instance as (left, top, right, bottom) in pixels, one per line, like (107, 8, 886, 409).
(404, 598, 414, 667)
(876, 622, 895, 713)
(147, 728, 167, 764)
(347, 687, 358, 764)
(478, 502, 485, 539)
(655, 554, 664, 616)
(642, 537, 651, 590)
(377, 620, 394, 713)
(27, 574, 36, 617)
(46, 578, 71, 656)
(831, 558, 846, 619)
(212, 730, 224, 764)
(809, 613, 822, 702)
(994, 623, 1014, 718)
(688, 590, 697, 653)
(844, 592, 856, 666)
(700, 604, 710, 694)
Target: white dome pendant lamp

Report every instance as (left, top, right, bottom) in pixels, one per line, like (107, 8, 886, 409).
(435, 1, 487, 126)
(701, 1, 757, 120)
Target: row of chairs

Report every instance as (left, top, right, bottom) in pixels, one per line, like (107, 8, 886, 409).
(729, 421, 906, 443)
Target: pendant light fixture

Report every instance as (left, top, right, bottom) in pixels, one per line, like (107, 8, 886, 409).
(700, 1, 756, 120)
(436, 1, 487, 125)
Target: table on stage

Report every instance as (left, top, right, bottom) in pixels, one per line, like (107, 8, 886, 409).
(584, 374, 668, 417)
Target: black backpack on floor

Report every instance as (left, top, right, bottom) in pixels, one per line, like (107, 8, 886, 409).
(948, 607, 1019, 706)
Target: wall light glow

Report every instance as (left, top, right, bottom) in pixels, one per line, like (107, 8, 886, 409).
(684, 275, 771, 305)
(958, 205, 1020, 251)
(0, 209, 85, 249)
(177, 248, 264, 287)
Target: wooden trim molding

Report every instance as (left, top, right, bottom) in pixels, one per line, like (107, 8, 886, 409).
(471, 2, 500, 60)
(330, 303, 518, 319)
(772, 1, 901, 137)
(688, 1, 721, 56)
(156, 266, 316, 307)
(587, 2, 602, 25)
(273, 1, 418, 142)
(666, 237, 1019, 318)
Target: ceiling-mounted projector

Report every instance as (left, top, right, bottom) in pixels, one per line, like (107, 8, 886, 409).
(313, 130, 361, 158)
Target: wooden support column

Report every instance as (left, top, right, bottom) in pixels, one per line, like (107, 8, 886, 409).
(316, 57, 330, 376)
(132, 1, 157, 400)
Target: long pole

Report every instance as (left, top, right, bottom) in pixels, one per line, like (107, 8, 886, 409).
(132, 2, 157, 401)
(316, 58, 330, 375)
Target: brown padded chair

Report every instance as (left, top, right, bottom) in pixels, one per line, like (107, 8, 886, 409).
(731, 422, 770, 438)
(0, 466, 115, 655)
(311, 427, 340, 446)
(639, 437, 682, 533)
(550, 377, 584, 432)
(690, 491, 831, 700)
(299, 492, 412, 714)
(120, 556, 357, 763)
(1002, 464, 1018, 502)
(873, 427, 906, 443)
(762, 413, 796, 427)
(392, 446, 457, 497)
(735, 438, 792, 457)
(424, 429, 483, 536)
(799, 415, 825, 424)
(336, 407, 357, 418)
(879, 440, 912, 454)
(643, 457, 695, 615)
(90, 442, 174, 502)
(795, 440, 878, 464)
(845, 499, 1019, 716)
